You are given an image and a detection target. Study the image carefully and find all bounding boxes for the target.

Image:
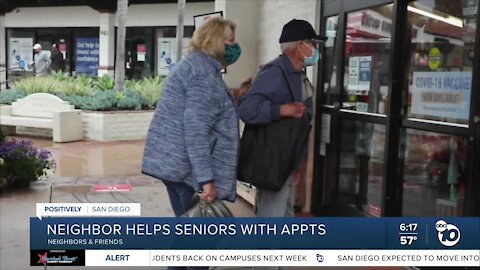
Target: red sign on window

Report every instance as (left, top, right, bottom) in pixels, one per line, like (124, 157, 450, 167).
(137, 44, 146, 54)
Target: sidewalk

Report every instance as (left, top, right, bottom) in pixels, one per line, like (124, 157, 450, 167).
(0, 137, 254, 270)
(0, 137, 406, 270)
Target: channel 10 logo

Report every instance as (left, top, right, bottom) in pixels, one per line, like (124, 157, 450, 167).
(435, 220, 461, 247)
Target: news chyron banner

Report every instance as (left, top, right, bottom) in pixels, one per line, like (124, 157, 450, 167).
(31, 203, 479, 267)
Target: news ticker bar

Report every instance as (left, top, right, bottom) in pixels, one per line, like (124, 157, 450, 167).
(38, 250, 480, 267)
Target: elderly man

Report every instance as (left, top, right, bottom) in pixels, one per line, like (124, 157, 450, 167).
(30, 43, 51, 76)
(239, 19, 325, 218)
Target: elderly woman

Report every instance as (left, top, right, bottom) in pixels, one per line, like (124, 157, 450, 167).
(142, 17, 241, 217)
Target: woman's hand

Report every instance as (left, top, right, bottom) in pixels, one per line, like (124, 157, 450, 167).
(200, 182, 218, 203)
(232, 76, 252, 99)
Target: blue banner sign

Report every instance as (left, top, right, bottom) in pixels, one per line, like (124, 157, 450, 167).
(30, 218, 479, 250)
(75, 38, 99, 75)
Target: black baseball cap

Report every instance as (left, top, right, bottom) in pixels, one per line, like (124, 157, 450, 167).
(279, 19, 327, 43)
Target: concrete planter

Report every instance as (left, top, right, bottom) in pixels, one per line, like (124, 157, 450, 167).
(82, 110, 154, 141)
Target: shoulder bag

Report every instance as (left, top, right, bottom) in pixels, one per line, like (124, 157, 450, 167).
(237, 65, 311, 191)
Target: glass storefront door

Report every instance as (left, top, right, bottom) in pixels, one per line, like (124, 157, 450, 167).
(314, 0, 479, 217)
(399, 0, 477, 216)
(125, 27, 154, 80)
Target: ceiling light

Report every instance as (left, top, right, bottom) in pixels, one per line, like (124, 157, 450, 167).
(407, 5, 463, 28)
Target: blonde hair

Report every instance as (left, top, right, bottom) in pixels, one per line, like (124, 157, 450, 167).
(189, 17, 236, 60)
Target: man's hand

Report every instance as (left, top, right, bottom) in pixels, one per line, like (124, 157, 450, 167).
(200, 182, 217, 203)
(280, 102, 306, 118)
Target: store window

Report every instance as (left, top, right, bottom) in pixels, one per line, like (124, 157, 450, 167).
(126, 27, 154, 79)
(343, 4, 393, 114)
(402, 130, 468, 216)
(7, 27, 100, 78)
(338, 120, 385, 216)
(322, 15, 339, 106)
(7, 29, 36, 82)
(155, 26, 194, 76)
(405, 0, 478, 125)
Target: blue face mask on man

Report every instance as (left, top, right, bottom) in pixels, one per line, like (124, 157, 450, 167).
(301, 42, 320, 67)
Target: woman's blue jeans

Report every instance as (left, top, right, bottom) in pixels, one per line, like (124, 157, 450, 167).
(164, 181, 196, 217)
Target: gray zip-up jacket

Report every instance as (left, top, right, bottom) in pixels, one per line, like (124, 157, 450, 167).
(142, 51, 239, 202)
(34, 51, 51, 76)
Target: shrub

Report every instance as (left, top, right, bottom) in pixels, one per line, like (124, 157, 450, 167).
(58, 95, 85, 109)
(0, 138, 55, 190)
(8, 75, 165, 110)
(12, 75, 92, 97)
(0, 126, 6, 144)
(0, 89, 26, 104)
(91, 90, 118, 110)
(51, 70, 69, 81)
(94, 75, 115, 91)
(116, 90, 142, 111)
(12, 76, 58, 95)
(63, 90, 117, 111)
(129, 77, 164, 109)
(60, 79, 92, 97)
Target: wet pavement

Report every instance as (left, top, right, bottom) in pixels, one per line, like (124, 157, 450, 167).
(0, 137, 254, 270)
(0, 136, 406, 270)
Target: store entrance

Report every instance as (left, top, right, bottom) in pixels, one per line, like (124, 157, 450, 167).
(36, 28, 77, 75)
(313, 0, 479, 217)
(125, 28, 154, 80)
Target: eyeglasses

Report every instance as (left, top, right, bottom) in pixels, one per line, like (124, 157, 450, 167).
(302, 41, 318, 49)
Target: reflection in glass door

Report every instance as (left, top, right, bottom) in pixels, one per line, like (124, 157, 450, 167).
(338, 120, 385, 216)
(316, 0, 479, 217)
(323, 16, 340, 106)
(342, 4, 393, 114)
(318, 15, 340, 210)
(336, 3, 394, 216)
(401, 130, 468, 216)
(399, 0, 478, 216)
(405, 0, 477, 125)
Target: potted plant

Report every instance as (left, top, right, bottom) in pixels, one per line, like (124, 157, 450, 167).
(0, 127, 55, 190)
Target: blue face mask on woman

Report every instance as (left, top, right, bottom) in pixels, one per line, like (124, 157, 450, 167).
(224, 43, 241, 65)
(302, 43, 320, 67)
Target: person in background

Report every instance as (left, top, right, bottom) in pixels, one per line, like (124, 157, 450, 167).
(50, 44, 64, 73)
(239, 19, 325, 218)
(29, 43, 51, 76)
(142, 17, 241, 220)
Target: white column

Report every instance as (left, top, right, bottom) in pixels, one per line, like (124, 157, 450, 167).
(0, 13, 6, 89)
(98, 12, 115, 77)
(215, 0, 259, 89)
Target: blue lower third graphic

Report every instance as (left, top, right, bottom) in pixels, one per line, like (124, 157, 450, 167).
(30, 217, 480, 250)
